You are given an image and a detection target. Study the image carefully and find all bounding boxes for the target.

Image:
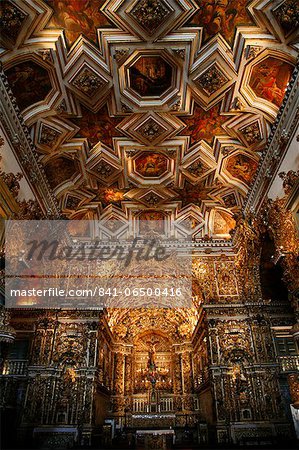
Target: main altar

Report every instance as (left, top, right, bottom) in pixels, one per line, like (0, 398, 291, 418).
(136, 429, 175, 450)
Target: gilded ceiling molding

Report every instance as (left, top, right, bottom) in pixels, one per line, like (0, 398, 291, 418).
(243, 60, 299, 215)
(0, 66, 61, 218)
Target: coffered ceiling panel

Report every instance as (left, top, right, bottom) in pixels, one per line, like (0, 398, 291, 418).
(0, 0, 297, 238)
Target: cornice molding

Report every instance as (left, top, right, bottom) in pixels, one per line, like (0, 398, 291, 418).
(243, 60, 299, 215)
(0, 66, 61, 218)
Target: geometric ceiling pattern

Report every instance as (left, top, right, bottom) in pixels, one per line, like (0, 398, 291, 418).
(0, 0, 298, 238)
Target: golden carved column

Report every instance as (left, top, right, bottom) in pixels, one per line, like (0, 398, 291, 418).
(173, 351, 183, 411)
(267, 195, 299, 346)
(113, 350, 126, 414)
(288, 374, 299, 406)
(181, 348, 193, 412)
(0, 306, 15, 344)
(268, 198, 299, 300)
(234, 213, 264, 302)
(124, 353, 133, 412)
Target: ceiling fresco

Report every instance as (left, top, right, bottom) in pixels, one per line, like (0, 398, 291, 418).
(225, 153, 259, 185)
(44, 156, 80, 190)
(73, 105, 124, 147)
(0, 1, 28, 46)
(5, 60, 53, 111)
(45, 0, 113, 47)
(180, 103, 229, 145)
(0, 0, 298, 239)
(248, 56, 294, 107)
(188, 0, 253, 44)
(134, 152, 169, 178)
(129, 55, 173, 97)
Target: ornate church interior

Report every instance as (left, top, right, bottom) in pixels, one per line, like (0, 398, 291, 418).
(0, 0, 299, 449)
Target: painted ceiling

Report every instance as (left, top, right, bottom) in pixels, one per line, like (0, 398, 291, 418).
(0, 0, 298, 239)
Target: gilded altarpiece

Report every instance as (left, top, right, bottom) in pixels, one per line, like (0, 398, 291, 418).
(8, 311, 113, 447)
(192, 228, 293, 443)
